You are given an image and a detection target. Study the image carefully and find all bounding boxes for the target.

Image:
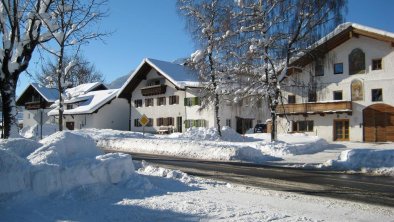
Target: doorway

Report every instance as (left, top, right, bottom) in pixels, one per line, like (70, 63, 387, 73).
(66, 122, 75, 130)
(333, 119, 349, 141)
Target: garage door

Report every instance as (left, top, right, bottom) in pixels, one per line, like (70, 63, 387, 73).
(363, 104, 394, 142)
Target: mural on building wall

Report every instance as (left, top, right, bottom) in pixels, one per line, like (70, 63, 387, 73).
(351, 79, 363, 101)
(349, 48, 366, 75)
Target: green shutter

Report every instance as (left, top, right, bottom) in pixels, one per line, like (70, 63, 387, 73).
(184, 98, 187, 106)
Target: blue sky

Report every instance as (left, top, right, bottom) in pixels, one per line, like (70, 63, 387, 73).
(17, 0, 394, 95)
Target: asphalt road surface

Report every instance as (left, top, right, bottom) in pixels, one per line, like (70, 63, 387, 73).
(105, 149, 394, 207)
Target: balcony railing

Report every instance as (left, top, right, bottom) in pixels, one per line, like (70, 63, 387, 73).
(277, 101, 352, 115)
(25, 101, 44, 110)
(141, 84, 167, 96)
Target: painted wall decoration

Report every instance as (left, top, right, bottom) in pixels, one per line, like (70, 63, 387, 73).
(351, 79, 363, 101)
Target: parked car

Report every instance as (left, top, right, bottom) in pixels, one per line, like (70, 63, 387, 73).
(254, 123, 267, 133)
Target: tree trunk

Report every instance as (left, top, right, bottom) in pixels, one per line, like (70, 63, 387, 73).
(0, 80, 19, 138)
(208, 51, 221, 137)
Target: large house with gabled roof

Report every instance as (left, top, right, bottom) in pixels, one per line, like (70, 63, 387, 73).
(277, 23, 394, 142)
(117, 58, 267, 134)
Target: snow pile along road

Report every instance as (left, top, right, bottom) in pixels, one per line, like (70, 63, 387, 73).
(258, 133, 329, 157)
(174, 126, 245, 142)
(20, 123, 58, 139)
(0, 132, 134, 196)
(320, 149, 394, 176)
(97, 127, 278, 163)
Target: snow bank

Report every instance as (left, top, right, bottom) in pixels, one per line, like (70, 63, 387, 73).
(0, 132, 134, 197)
(320, 149, 394, 176)
(99, 137, 276, 163)
(20, 123, 57, 139)
(174, 126, 245, 142)
(0, 138, 42, 158)
(258, 134, 328, 157)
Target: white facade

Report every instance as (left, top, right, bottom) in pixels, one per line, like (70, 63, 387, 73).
(62, 98, 129, 130)
(122, 58, 267, 134)
(278, 25, 394, 142)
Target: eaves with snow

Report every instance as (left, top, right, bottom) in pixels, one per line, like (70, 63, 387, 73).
(117, 58, 200, 98)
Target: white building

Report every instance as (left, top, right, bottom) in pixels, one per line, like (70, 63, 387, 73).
(117, 58, 267, 134)
(48, 82, 129, 131)
(16, 83, 58, 128)
(277, 23, 394, 142)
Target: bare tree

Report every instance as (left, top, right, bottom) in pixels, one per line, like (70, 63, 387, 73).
(39, 0, 108, 131)
(178, 0, 234, 136)
(36, 54, 104, 88)
(0, 0, 56, 138)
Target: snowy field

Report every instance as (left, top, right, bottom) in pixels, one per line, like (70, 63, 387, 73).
(1, 131, 393, 221)
(74, 127, 394, 176)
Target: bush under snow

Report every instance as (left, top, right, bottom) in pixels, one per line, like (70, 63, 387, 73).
(0, 132, 134, 196)
(320, 149, 394, 176)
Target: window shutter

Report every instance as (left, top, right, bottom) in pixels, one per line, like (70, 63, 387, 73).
(185, 120, 189, 128)
(184, 98, 187, 106)
(176, 96, 179, 104)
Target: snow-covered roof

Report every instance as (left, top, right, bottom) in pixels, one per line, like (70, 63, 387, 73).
(64, 82, 107, 99)
(17, 83, 59, 104)
(48, 89, 118, 116)
(117, 58, 200, 98)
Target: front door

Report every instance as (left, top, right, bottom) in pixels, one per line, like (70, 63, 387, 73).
(66, 122, 75, 130)
(333, 119, 349, 141)
(177, 116, 182, 132)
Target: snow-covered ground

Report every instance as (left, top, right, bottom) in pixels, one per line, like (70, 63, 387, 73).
(1, 160, 393, 221)
(1, 131, 393, 221)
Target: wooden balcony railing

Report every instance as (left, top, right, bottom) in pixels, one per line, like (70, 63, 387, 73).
(277, 101, 352, 115)
(141, 84, 167, 96)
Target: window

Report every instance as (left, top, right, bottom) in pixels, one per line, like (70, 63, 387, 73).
(226, 119, 231, 128)
(66, 104, 73, 110)
(134, 99, 142, 108)
(308, 91, 317, 102)
(147, 79, 161, 86)
(334, 63, 343, 74)
(134, 119, 142, 127)
(157, 97, 166, 106)
(371, 89, 383, 102)
(145, 98, 154, 107)
(169, 95, 179, 105)
(156, 117, 174, 126)
(372, 59, 382, 70)
(315, 57, 324, 76)
(288, 95, 296, 104)
(184, 97, 202, 106)
(147, 118, 153, 127)
(292, 120, 313, 132)
(333, 91, 343, 101)
(349, 48, 365, 75)
(185, 119, 206, 128)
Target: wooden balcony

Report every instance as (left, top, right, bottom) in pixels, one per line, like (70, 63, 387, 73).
(25, 101, 44, 110)
(277, 101, 352, 116)
(141, 84, 167, 96)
